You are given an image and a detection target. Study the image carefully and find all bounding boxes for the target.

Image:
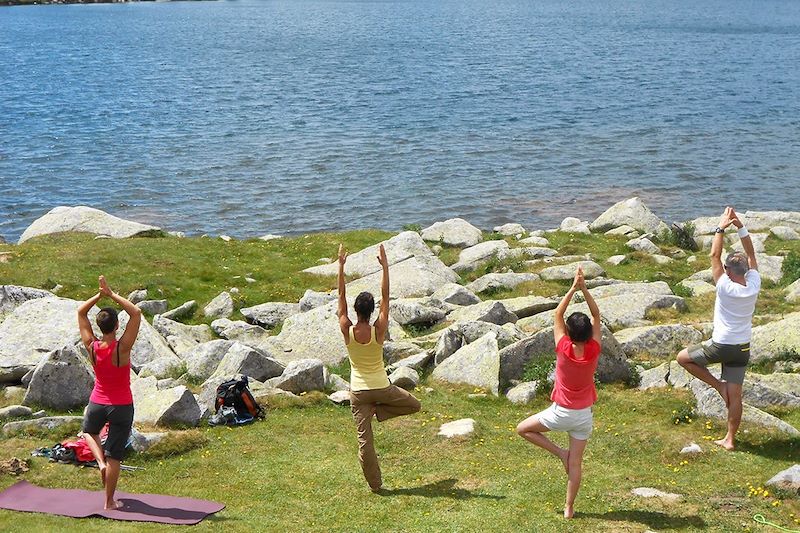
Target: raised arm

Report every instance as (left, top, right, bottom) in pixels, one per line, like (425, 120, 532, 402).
(554, 268, 581, 344)
(375, 244, 390, 342)
(337, 245, 352, 338)
(710, 207, 734, 284)
(99, 276, 140, 358)
(730, 208, 758, 271)
(579, 276, 603, 344)
(77, 291, 102, 353)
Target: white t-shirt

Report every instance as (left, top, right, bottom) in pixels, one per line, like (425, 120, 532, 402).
(712, 269, 761, 344)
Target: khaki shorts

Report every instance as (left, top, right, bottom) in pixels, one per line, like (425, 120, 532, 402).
(688, 340, 749, 385)
(535, 402, 593, 441)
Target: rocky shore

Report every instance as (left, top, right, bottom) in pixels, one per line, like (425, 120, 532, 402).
(1, 198, 799, 445)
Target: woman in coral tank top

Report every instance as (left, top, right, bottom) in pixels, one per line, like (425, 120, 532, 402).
(516, 266, 602, 519)
(77, 275, 141, 510)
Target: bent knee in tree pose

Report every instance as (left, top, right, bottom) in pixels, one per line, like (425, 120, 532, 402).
(77, 275, 142, 510)
(676, 206, 760, 451)
(516, 265, 602, 519)
(337, 243, 421, 492)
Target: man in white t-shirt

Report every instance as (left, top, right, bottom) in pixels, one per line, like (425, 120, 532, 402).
(677, 206, 760, 451)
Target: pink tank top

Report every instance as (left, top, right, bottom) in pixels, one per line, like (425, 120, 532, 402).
(550, 336, 601, 410)
(89, 340, 133, 405)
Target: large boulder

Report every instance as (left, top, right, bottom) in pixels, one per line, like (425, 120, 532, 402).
(615, 324, 703, 358)
(451, 240, 510, 273)
(785, 279, 800, 303)
(626, 237, 661, 255)
(499, 325, 629, 384)
(421, 218, 483, 248)
(299, 290, 336, 312)
(448, 301, 517, 325)
(345, 255, 459, 300)
(204, 292, 234, 319)
(273, 358, 326, 394)
(389, 299, 447, 327)
(132, 377, 201, 427)
(389, 366, 420, 390)
(3, 416, 83, 436)
(750, 313, 800, 363)
(431, 284, 480, 306)
(184, 340, 236, 381)
(210, 319, 274, 350)
(678, 279, 716, 297)
(152, 315, 214, 358)
(576, 281, 672, 302)
(209, 342, 285, 382)
(432, 332, 500, 395)
(240, 302, 300, 328)
(116, 310, 179, 372)
(303, 231, 433, 277)
(771, 226, 800, 241)
(137, 355, 184, 379)
(161, 300, 197, 322)
(0, 286, 54, 321)
(466, 273, 539, 294)
(747, 373, 800, 397)
(766, 465, 800, 492)
(539, 261, 605, 281)
(493, 223, 526, 236)
(506, 381, 539, 404)
(589, 197, 669, 235)
(638, 362, 670, 390)
(18, 206, 162, 244)
(21, 345, 94, 410)
(434, 321, 524, 365)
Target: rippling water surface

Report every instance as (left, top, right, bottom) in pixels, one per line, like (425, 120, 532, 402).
(1, 0, 799, 241)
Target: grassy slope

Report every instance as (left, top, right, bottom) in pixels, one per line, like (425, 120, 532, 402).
(0, 230, 799, 532)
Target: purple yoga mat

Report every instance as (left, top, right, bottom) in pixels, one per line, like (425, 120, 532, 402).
(0, 480, 224, 525)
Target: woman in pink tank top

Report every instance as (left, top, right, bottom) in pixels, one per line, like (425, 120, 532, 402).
(77, 276, 142, 510)
(516, 266, 602, 519)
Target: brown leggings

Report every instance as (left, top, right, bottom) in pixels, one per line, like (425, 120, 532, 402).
(350, 385, 421, 490)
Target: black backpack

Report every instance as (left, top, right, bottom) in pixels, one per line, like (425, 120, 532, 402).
(214, 376, 263, 419)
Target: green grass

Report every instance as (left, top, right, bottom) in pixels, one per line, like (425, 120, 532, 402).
(0, 385, 798, 532)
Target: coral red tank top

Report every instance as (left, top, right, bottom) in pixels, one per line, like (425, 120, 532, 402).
(550, 336, 601, 410)
(89, 340, 133, 405)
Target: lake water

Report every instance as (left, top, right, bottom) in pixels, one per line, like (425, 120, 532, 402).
(1, 0, 799, 242)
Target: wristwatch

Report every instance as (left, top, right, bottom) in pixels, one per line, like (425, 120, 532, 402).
(714, 227, 725, 234)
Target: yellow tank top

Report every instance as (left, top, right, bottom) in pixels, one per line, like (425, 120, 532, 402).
(346, 325, 390, 391)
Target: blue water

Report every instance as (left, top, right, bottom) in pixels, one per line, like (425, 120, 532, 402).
(1, 0, 800, 242)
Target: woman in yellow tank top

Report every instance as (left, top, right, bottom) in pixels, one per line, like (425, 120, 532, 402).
(338, 243, 421, 493)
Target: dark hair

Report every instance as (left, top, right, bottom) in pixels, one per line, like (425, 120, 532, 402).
(724, 252, 748, 277)
(354, 292, 375, 322)
(565, 312, 593, 343)
(96, 307, 119, 334)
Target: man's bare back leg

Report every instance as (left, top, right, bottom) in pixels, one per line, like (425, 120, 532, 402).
(714, 383, 742, 451)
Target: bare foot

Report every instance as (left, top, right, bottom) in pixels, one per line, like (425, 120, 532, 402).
(104, 500, 123, 510)
(564, 505, 574, 519)
(713, 438, 735, 451)
(557, 449, 570, 475)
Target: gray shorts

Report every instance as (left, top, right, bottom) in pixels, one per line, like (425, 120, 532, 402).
(688, 340, 749, 385)
(535, 402, 593, 441)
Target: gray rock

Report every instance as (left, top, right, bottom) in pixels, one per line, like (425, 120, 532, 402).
(0, 405, 33, 420)
(383, 341, 427, 365)
(615, 324, 702, 358)
(493, 223, 526, 236)
(626, 237, 661, 255)
(0, 285, 54, 321)
(299, 290, 336, 312)
(434, 328, 464, 365)
(326, 373, 350, 392)
(666, 360, 696, 388)
(505, 247, 558, 260)
(766, 465, 800, 491)
(240, 302, 300, 328)
(606, 255, 627, 266)
(630, 487, 682, 503)
(690, 379, 799, 436)
(742, 379, 800, 409)
(651, 254, 673, 265)
(560, 217, 591, 234)
(328, 390, 351, 405)
(30, 410, 46, 418)
(127, 289, 148, 304)
(22, 345, 94, 410)
(467, 273, 539, 294)
(750, 312, 800, 362)
(421, 218, 483, 248)
(345, 255, 459, 299)
(756, 254, 785, 284)
(132, 377, 201, 427)
(161, 300, 197, 322)
(575, 281, 672, 302)
(185, 340, 236, 381)
(304, 231, 433, 277)
(539, 261, 605, 281)
(785, 279, 800, 303)
(638, 362, 670, 390)
(153, 315, 214, 357)
(451, 240, 510, 273)
(18, 206, 161, 244)
(210, 319, 274, 351)
(771, 226, 800, 241)
(605, 225, 640, 238)
(210, 342, 285, 382)
(747, 373, 800, 397)
(3, 416, 83, 436)
(129, 428, 168, 452)
(389, 299, 447, 326)
(386, 351, 432, 373)
(506, 381, 539, 404)
(678, 279, 716, 296)
(137, 299, 168, 315)
(590, 198, 669, 235)
(680, 443, 703, 455)
(157, 378, 179, 390)
(2, 386, 25, 400)
(274, 358, 326, 394)
(432, 332, 500, 394)
(495, 296, 558, 319)
(117, 310, 179, 372)
(137, 355, 184, 379)
(203, 292, 234, 319)
(448, 301, 517, 325)
(518, 236, 550, 247)
(389, 367, 420, 390)
(431, 283, 481, 306)
(438, 418, 475, 438)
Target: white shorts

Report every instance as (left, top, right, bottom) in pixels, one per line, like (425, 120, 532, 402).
(535, 402, 593, 441)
